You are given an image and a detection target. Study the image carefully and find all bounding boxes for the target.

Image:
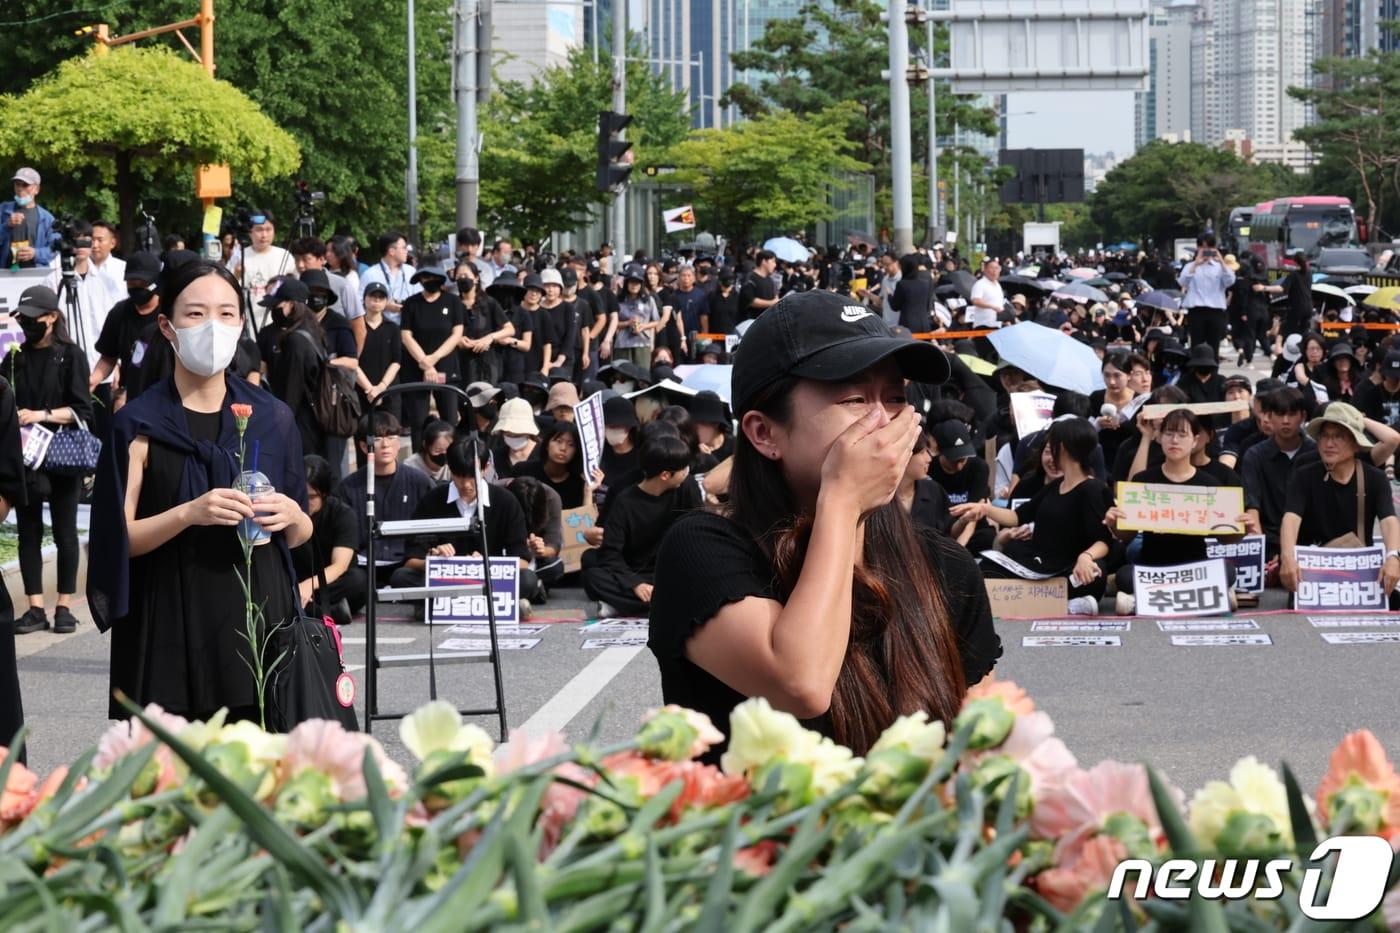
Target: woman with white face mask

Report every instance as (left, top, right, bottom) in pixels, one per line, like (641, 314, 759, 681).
(489, 397, 541, 479)
(88, 261, 314, 723)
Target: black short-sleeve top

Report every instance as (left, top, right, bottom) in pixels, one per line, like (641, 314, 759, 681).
(648, 510, 1001, 759)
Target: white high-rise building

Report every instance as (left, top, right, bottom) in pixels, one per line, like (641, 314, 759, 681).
(491, 0, 584, 86)
(1135, 1, 1197, 149)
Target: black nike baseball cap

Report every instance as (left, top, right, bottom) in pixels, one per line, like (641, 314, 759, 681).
(731, 290, 949, 414)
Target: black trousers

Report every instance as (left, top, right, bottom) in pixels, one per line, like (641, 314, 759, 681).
(401, 384, 460, 451)
(17, 473, 81, 596)
(310, 565, 368, 615)
(580, 551, 650, 617)
(1186, 307, 1228, 355)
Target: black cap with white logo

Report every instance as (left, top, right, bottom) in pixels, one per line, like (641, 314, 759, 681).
(731, 290, 950, 414)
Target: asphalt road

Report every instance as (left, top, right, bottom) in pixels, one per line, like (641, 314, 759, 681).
(12, 349, 1400, 799)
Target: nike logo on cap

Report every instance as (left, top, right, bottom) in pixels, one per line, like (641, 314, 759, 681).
(841, 306, 872, 323)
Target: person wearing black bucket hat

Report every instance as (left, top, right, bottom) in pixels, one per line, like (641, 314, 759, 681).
(648, 289, 1000, 763)
(1323, 342, 1362, 405)
(688, 390, 733, 462)
(1181, 343, 1226, 424)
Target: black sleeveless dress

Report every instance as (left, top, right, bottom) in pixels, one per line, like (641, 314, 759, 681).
(108, 405, 296, 720)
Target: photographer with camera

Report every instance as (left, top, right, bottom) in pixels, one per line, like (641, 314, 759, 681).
(0, 168, 53, 269)
(233, 208, 293, 324)
(46, 219, 116, 441)
(1177, 233, 1235, 357)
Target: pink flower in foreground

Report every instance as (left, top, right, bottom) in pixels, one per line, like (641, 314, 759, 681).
(1032, 761, 1177, 852)
(1315, 730, 1400, 836)
(963, 676, 1036, 717)
(1034, 833, 1128, 913)
(283, 719, 407, 801)
(995, 711, 1078, 801)
(602, 752, 749, 822)
(93, 705, 190, 770)
(496, 729, 596, 854)
(0, 749, 38, 821)
(641, 706, 726, 760)
(734, 839, 780, 877)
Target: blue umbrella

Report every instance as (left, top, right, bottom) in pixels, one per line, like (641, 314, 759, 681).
(987, 323, 1105, 394)
(762, 236, 810, 264)
(672, 364, 733, 403)
(1134, 289, 1181, 312)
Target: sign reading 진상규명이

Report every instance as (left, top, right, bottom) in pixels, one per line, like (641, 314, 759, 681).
(1293, 546, 1386, 612)
(1116, 483, 1245, 536)
(425, 556, 520, 626)
(1206, 534, 1265, 593)
(1133, 560, 1231, 617)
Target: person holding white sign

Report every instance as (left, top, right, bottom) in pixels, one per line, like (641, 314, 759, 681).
(1279, 403, 1400, 603)
(1106, 409, 1254, 615)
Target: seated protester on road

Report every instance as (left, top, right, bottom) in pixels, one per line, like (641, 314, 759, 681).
(649, 291, 999, 761)
(463, 380, 501, 437)
(583, 433, 701, 618)
(489, 397, 541, 479)
(392, 436, 539, 603)
(1108, 408, 1254, 614)
(657, 404, 710, 474)
(1180, 344, 1227, 430)
(1004, 424, 1060, 503)
(1014, 391, 1107, 481)
(334, 410, 435, 580)
(1280, 402, 1400, 608)
(929, 419, 996, 554)
(1150, 337, 1188, 389)
(689, 391, 734, 466)
(517, 420, 591, 509)
(1241, 387, 1314, 560)
(504, 475, 564, 594)
(952, 418, 1116, 614)
(402, 418, 453, 484)
(1111, 384, 1189, 483)
(597, 394, 641, 516)
(1322, 342, 1363, 406)
(1356, 350, 1400, 455)
(292, 455, 364, 626)
(1280, 332, 1328, 414)
(1218, 376, 1278, 469)
(898, 429, 953, 537)
(1090, 351, 1144, 470)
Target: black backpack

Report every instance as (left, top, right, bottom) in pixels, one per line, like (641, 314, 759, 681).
(293, 330, 361, 437)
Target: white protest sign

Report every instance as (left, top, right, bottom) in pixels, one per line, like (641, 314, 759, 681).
(585, 618, 650, 629)
(573, 392, 606, 484)
(1293, 546, 1386, 612)
(1307, 615, 1400, 628)
(20, 423, 53, 470)
(438, 637, 540, 651)
(1156, 619, 1259, 632)
(979, 550, 1059, 580)
(1170, 633, 1273, 646)
(1206, 535, 1265, 593)
(1029, 620, 1130, 633)
(1020, 635, 1121, 647)
(1320, 632, 1400, 645)
(582, 634, 649, 649)
(1133, 560, 1231, 617)
(1009, 391, 1056, 439)
(444, 623, 547, 637)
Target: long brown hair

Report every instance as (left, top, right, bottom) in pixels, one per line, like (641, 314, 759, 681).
(728, 377, 967, 753)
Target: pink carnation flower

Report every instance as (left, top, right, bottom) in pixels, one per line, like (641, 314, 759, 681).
(1032, 760, 1180, 856)
(496, 729, 597, 855)
(283, 719, 407, 801)
(1034, 833, 1129, 913)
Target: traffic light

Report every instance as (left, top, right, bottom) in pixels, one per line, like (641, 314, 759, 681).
(596, 110, 633, 192)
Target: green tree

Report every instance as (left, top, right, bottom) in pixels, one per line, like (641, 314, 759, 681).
(1089, 141, 1295, 249)
(420, 43, 689, 246)
(0, 1, 452, 247)
(0, 47, 299, 250)
(1289, 47, 1400, 241)
(722, 0, 1000, 234)
(669, 104, 869, 243)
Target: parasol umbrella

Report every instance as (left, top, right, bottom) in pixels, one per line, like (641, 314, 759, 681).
(998, 274, 1055, 299)
(946, 269, 977, 300)
(1050, 282, 1109, 304)
(1066, 267, 1100, 280)
(1084, 277, 1114, 288)
(1104, 272, 1129, 282)
(1311, 282, 1355, 307)
(1134, 289, 1181, 313)
(762, 236, 810, 264)
(1345, 284, 1378, 297)
(1363, 287, 1400, 313)
(671, 364, 733, 404)
(957, 353, 997, 376)
(987, 322, 1106, 394)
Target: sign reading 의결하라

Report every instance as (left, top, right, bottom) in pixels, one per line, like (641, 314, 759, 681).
(1293, 546, 1387, 612)
(1206, 534, 1265, 593)
(1116, 482, 1245, 536)
(1133, 559, 1231, 617)
(425, 555, 520, 626)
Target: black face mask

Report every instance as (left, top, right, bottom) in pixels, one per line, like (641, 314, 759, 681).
(271, 304, 292, 327)
(128, 286, 154, 305)
(308, 295, 329, 312)
(423, 451, 443, 467)
(18, 317, 48, 343)
(422, 280, 443, 296)
(456, 278, 476, 292)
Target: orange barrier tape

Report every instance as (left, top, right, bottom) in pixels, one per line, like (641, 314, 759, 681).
(1320, 322, 1400, 331)
(913, 330, 1001, 340)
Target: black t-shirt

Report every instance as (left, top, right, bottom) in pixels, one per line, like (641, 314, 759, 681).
(516, 459, 586, 508)
(890, 275, 932, 332)
(520, 305, 554, 376)
(649, 510, 1001, 761)
(319, 309, 356, 359)
(543, 299, 579, 366)
(1285, 459, 1395, 546)
(94, 297, 162, 401)
(358, 317, 402, 388)
(499, 304, 535, 383)
(738, 272, 776, 321)
(400, 292, 466, 377)
(707, 288, 741, 335)
(462, 294, 506, 341)
(909, 478, 952, 535)
(1357, 380, 1400, 431)
(1006, 477, 1114, 572)
(1131, 465, 1217, 566)
(291, 495, 359, 582)
(928, 457, 990, 505)
(594, 480, 703, 588)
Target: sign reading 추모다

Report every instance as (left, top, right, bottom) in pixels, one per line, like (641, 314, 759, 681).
(1132, 559, 1231, 617)
(1116, 482, 1245, 536)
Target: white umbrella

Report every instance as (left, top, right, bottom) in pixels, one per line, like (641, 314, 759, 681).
(1311, 282, 1355, 306)
(761, 237, 810, 264)
(1345, 284, 1378, 297)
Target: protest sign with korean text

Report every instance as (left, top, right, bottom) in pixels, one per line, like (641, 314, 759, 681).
(1206, 534, 1265, 593)
(573, 392, 606, 483)
(1133, 559, 1231, 617)
(1009, 391, 1056, 439)
(424, 555, 520, 626)
(984, 577, 1067, 618)
(1293, 546, 1386, 612)
(1116, 482, 1245, 536)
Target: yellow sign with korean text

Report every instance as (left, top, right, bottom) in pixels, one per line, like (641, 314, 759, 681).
(1116, 482, 1245, 536)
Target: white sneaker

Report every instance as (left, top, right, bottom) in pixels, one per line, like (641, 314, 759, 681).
(1067, 596, 1099, 616)
(597, 601, 619, 619)
(1115, 592, 1136, 616)
(518, 599, 533, 620)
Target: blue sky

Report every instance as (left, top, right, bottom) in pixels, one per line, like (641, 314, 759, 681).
(1004, 91, 1137, 157)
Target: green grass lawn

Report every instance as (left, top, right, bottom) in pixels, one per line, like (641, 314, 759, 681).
(0, 525, 54, 566)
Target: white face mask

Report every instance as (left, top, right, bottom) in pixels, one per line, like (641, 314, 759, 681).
(605, 428, 629, 446)
(503, 435, 531, 451)
(171, 319, 241, 377)
(614, 380, 635, 394)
